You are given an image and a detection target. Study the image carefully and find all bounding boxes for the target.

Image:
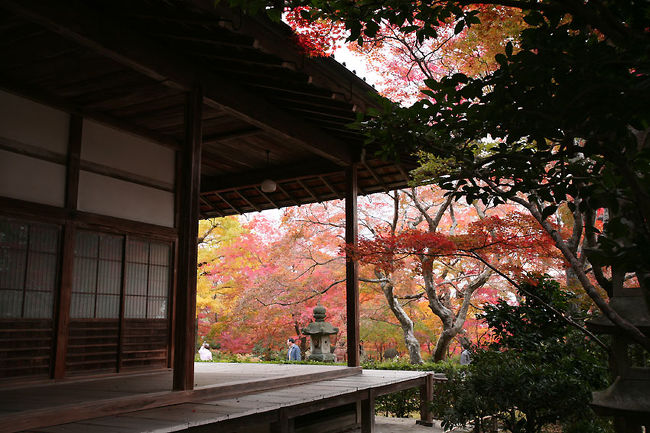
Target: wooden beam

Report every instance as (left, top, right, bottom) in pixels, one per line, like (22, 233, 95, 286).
(255, 187, 279, 208)
(202, 127, 262, 144)
(276, 184, 300, 207)
(1, 0, 354, 165)
(201, 159, 341, 194)
(320, 175, 343, 200)
(173, 86, 203, 391)
(79, 159, 175, 192)
(345, 165, 360, 367)
(199, 196, 216, 213)
(235, 190, 261, 212)
(361, 161, 389, 193)
(296, 179, 318, 202)
(396, 164, 411, 183)
(0, 135, 66, 165)
(0, 196, 177, 240)
(145, 31, 256, 50)
(214, 192, 242, 215)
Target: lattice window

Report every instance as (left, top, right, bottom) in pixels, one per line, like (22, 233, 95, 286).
(0, 218, 60, 318)
(125, 240, 170, 319)
(71, 231, 123, 318)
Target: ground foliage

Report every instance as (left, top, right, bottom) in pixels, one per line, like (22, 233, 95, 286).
(432, 276, 610, 433)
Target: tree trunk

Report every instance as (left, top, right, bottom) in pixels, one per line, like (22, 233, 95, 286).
(432, 327, 458, 362)
(377, 270, 423, 364)
(424, 266, 492, 361)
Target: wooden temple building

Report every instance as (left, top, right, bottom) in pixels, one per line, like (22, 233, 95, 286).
(0, 1, 430, 432)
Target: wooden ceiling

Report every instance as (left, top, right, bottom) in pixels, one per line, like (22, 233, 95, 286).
(0, 0, 417, 217)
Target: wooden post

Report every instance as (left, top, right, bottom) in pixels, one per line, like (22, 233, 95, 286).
(417, 373, 434, 426)
(361, 389, 375, 433)
(173, 86, 202, 391)
(345, 165, 360, 367)
(52, 115, 82, 379)
(270, 408, 295, 433)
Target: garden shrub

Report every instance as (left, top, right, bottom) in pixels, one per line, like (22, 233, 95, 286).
(431, 276, 611, 433)
(362, 358, 463, 418)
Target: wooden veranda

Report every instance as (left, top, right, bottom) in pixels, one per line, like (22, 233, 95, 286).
(0, 363, 435, 433)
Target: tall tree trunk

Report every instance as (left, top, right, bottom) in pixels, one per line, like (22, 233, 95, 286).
(424, 263, 492, 361)
(432, 328, 457, 362)
(376, 270, 423, 364)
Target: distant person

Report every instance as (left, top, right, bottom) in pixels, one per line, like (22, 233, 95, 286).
(287, 338, 301, 361)
(199, 342, 213, 361)
(460, 347, 471, 365)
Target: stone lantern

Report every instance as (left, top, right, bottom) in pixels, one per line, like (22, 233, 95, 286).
(587, 286, 650, 432)
(302, 305, 339, 362)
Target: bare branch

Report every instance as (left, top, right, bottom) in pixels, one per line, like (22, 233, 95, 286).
(255, 279, 345, 306)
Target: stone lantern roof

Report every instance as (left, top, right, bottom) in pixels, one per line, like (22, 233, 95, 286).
(302, 305, 338, 336)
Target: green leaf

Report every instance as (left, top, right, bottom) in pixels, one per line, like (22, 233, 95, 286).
(541, 205, 558, 220)
(451, 73, 468, 84)
(423, 78, 438, 89)
(400, 25, 419, 34)
(454, 20, 465, 35)
(299, 9, 312, 20)
(505, 41, 513, 57)
(266, 7, 282, 22)
(523, 11, 544, 26)
(364, 20, 379, 37)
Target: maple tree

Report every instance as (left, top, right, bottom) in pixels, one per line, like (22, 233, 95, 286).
(196, 217, 244, 342)
(285, 7, 346, 56)
(283, 3, 524, 104)
(349, 186, 561, 361)
(196, 184, 563, 363)
(196, 211, 351, 355)
(346, 5, 525, 103)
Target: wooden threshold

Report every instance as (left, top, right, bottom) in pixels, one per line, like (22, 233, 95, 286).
(0, 365, 362, 433)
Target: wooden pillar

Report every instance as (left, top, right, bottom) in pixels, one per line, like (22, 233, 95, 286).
(361, 390, 375, 433)
(173, 86, 202, 391)
(417, 373, 434, 426)
(345, 165, 360, 367)
(52, 115, 82, 379)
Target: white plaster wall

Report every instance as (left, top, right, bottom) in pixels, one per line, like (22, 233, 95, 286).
(0, 150, 65, 207)
(0, 90, 69, 154)
(81, 120, 175, 184)
(78, 171, 174, 227)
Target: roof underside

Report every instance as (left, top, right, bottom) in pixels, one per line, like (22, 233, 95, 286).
(0, 0, 417, 217)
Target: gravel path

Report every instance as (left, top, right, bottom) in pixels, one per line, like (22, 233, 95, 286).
(374, 416, 467, 432)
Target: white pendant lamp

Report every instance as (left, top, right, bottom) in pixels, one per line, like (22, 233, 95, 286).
(261, 150, 276, 193)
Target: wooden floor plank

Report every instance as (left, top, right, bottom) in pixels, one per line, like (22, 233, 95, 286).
(3, 365, 428, 433)
(29, 423, 131, 433)
(77, 415, 181, 432)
